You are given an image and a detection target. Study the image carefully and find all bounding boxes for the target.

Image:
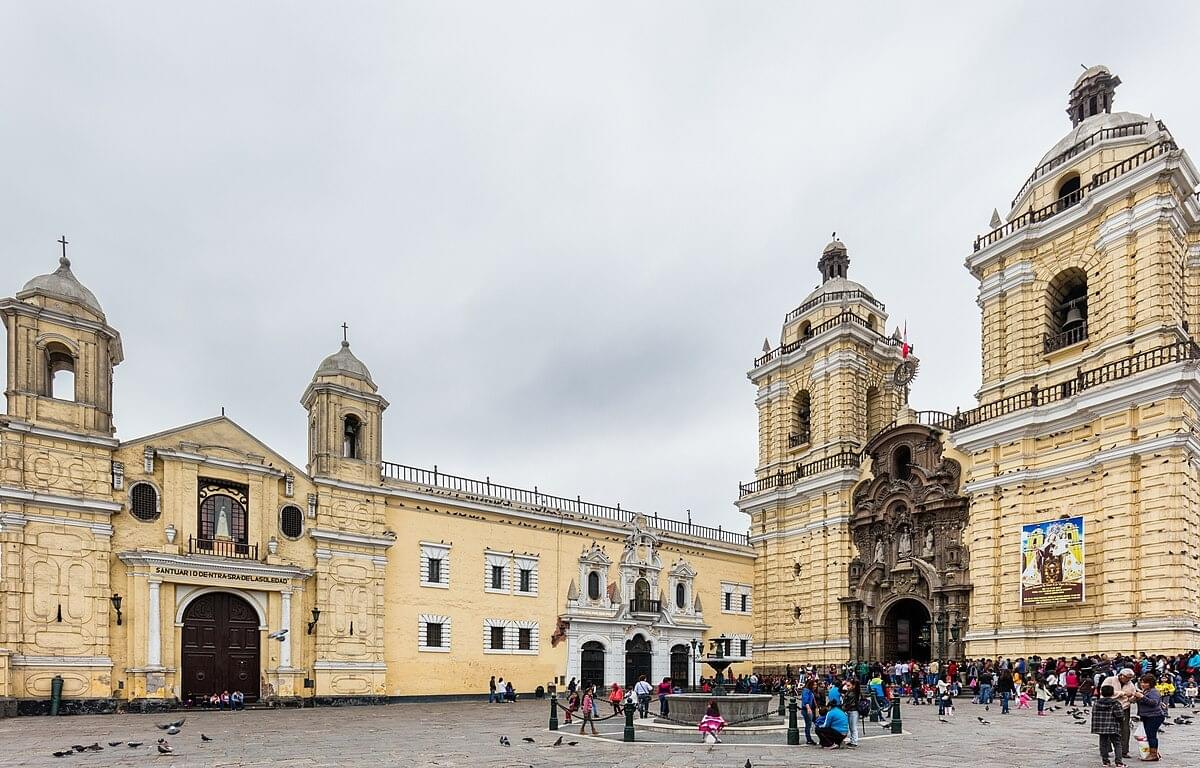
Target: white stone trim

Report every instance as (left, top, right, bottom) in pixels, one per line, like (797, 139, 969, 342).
(728, 633, 754, 658)
(736, 469, 861, 514)
(755, 379, 790, 406)
(749, 322, 903, 381)
(720, 582, 752, 615)
(313, 659, 388, 671)
(953, 361, 1200, 454)
(0, 418, 120, 447)
(308, 528, 396, 550)
(809, 347, 873, 379)
(482, 618, 539, 655)
(10, 655, 114, 668)
(173, 585, 270, 629)
(484, 551, 510, 593)
(420, 541, 451, 588)
(0, 486, 122, 516)
(514, 555, 539, 596)
(419, 613, 451, 652)
(1188, 242, 1200, 268)
(1093, 194, 1189, 253)
(755, 638, 851, 651)
(748, 514, 850, 543)
(0, 512, 112, 536)
(976, 261, 1036, 306)
(152, 447, 286, 478)
(118, 550, 313, 582)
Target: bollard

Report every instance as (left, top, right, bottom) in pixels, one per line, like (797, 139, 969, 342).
(778, 689, 785, 716)
(549, 695, 559, 731)
(869, 694, 880, 723)
(623, 702, 636, 742)
(890, 694, 903, 734)
(787, 696, 800, 746)
(50, 675, 64, 716)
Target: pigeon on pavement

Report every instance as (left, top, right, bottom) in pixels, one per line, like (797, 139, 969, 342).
(567, 741, 578, 746)
(552, 735, 563, 746)
(978, 717, 990, 725)
(201, 734, 213, 742)
(521, 737, 535, 743)
(165, 726, 181, 736)
(157, 718, 185, 730)
(157, 742, 173, 754)
(127, 742, 143, 748)
(52, 750, 73, 758)
(938, 716, 950, 723)
(107, 741, 122, 747)
(499, 736, 510, 746)
(84, 744, 102, 752)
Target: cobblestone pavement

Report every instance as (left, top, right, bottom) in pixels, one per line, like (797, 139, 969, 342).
(1, 699, 1197, 768)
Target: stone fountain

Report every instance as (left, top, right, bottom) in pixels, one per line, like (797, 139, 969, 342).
(658, 635, 773, 726)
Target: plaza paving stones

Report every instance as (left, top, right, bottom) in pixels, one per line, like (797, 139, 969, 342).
(0, 699, 1198, 767)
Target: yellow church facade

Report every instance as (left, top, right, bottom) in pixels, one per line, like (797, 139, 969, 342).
(0, 255, 753, 714)
(742, 68, 1200, 669)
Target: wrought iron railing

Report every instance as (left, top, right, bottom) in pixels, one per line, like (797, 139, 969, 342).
(784, 289, 886, 324)
(755, 311, 903, 367)
(380, 462, 749, 546)
(629, 599, 661, 613)
(976, 139, 1177, 252)
(740, 341, 1200, 498)
(1043, 321, 1088, 354)
(787, 430, 810, 448)
(1009, 121, 1150, 209)
(188, 536, 258, 560)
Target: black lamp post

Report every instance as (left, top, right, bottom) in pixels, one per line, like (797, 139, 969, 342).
(110, 593, 123, 626)
(307, 607, 321, 635)
(690, 638, 699, 693)
(936, 612, 948, 661)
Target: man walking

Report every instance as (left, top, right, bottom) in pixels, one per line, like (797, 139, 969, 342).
(633, 675, 654, 718)
(1101, 668, 1137, 760)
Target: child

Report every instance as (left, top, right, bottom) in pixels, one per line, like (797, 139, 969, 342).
(1017, 685, 1032, 709)
(564, 690, 579, 724)
(1081, 677, 1095, 707)
(1036, 679, 1050, 716)
(1091, 684, 1125, 767)
(578, 686, 598, 736)
(698, 699, 726, 744)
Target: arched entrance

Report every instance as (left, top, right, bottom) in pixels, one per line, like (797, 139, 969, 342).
(580, 641, 606, 690)
(181, 592, 261, 703)
(883, 598, 931, 662)
(625, 634, 652, 687)
(670, 644, 690, 689)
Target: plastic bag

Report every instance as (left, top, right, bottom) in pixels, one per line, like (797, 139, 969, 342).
(1133, 723, 1150, 761)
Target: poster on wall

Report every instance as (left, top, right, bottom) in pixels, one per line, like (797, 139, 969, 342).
(1020, 516, 1085, 607)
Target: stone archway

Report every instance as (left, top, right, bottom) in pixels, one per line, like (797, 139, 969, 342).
(844, 423, 972, 662)
(180, 592, 261, 704)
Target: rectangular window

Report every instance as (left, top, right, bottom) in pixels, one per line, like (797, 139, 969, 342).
(428, 558, 442, 584)
(724, 592, 731, 611)
(519, 568, 532, 593)
(426, 622, 443, 648)
(740, 639, 748, 657)
(518, 627, 532, 651)
(740, 593, 748, 612)
(490, 625, 505, 650)
(491, 565, 504, 590)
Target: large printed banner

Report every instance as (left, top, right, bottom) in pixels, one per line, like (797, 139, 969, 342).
(1020, 516, 1085, 607)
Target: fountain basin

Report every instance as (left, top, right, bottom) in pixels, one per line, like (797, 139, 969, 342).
(659, 693, 774, 726)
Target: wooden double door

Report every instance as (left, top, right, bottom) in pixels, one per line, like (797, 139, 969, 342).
(181, 592, 261, 703)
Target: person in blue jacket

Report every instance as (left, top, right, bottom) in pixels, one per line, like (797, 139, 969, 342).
(816, 702, 849, 749)
(800, 680, 818, 745)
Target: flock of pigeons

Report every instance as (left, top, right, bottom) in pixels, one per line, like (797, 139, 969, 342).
(498, 735, 579, 748)
(961, 703, 1199, 727)
(50, 717, 214, 758)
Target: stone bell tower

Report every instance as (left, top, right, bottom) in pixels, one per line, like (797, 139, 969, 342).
(0, 243, 123, 435)
(301, 331, 388, 483)
(738, 236, 909, 668)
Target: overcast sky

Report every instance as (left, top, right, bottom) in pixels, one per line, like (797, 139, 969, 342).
(3, 2, 1199, 530)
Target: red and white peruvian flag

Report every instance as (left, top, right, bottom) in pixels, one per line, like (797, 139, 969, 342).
(901, 321, 911, 359)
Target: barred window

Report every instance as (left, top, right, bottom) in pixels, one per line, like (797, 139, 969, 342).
(518, 627, 532, 650)
(740, 639, 748, 656)
(519, 568, 532, 593)
(428, 558, 442, 584)
(490, 625, 505, 650)
(491, 565, 504, 590)
(280, 505, 304, 539)
(129, 483, 160, 522)
(426, 622, 444, 648)
(740, 593, 748, 612)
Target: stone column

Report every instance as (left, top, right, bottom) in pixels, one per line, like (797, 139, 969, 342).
(147, 579, 162, 668)
(280, 590, 293, 668)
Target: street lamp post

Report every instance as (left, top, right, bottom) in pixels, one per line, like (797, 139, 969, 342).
(690, 638, 699, 693)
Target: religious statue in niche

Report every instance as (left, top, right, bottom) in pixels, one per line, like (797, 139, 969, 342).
(924, 527, 935, 557)
(874, 537, 885, 563)
(898, 528, 912, 558)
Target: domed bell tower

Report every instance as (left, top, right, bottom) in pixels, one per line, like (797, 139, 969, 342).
(301, 329, 388, 483)
(1, 243, 123, 435)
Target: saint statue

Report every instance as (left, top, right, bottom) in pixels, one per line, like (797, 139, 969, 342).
(924, 527, 935, 556)
(214, 497, 232, 539)
(898, 528, 912, 557)
(873, 537, 884, 563)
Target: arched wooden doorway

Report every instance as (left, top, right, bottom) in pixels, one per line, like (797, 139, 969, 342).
(625, 634, 652, 687)
(181, 592, 261, 704)
(882, 598, 931, 662)
(670, 644, 690, 689)
(580, 641, 605, 690)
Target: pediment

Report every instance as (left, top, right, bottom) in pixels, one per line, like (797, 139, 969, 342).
(119, 415, 308, 480)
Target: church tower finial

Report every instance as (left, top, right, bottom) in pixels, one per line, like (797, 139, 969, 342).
(1068, 65, 1120, 126)
(818, 234, 849, 282)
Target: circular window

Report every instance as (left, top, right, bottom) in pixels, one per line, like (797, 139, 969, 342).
(280, 505, 304, 539)
(129, 483, 159, 522)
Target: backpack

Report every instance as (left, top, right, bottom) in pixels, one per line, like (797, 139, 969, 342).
(857, 698, 871, 717)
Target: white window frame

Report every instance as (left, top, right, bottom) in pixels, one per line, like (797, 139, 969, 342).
(420, 542, 451, 589)
(721, 582, 752, 615)
(729, 632, 753, 658)
(514, 555, 539, 596)
(418, 613, 451, 652)
(484, 551, 511, 594)
(483, 618, 539, 655)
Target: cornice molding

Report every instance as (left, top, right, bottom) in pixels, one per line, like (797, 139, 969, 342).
(153, 448, 286, 478)
(735, 468, 860, 515)
(308, 527, 396, 550)
(0, 418, 119, 448)
(116, 550, 314, 580)
(0, 486, 121, 516)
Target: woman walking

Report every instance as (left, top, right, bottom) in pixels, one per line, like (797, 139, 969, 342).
(578, 685, 599, 736)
